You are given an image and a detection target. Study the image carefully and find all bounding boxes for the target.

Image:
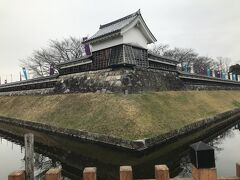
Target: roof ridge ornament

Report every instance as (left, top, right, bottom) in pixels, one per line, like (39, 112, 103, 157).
(136, 9, 141, 15)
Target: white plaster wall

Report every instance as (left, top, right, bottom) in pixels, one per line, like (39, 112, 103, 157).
(91, 26, 148, 52)
(91, 36, 123, 52)
(122, 26, 148, 49)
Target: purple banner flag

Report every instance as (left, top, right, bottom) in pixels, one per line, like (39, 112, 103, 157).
(83, 37, 91, 56)
(50, 63, 54, 76)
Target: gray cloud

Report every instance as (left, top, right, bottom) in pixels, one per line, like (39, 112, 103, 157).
(0, 0, 240, 81)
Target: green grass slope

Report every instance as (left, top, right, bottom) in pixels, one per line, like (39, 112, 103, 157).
(0, 91, 240, 140)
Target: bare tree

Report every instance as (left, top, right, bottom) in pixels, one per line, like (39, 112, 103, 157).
(149, 44, 222, 74)
(21, 37, 84, 78)
(149, 43, 170, 56)
(164, 47, 198, 70)
(149, 44, 199, 68)
(193, 56, 214, 74)
(216, 57, 232, 72)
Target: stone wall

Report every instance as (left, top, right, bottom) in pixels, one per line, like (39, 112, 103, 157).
(0, 88, 55, 96)
(183, 84, 240, 90)
(2, 67, 240, 96)
(122, 68, 183, 92)
(179, 72, 240, 90)
(54, 67, 183, 94)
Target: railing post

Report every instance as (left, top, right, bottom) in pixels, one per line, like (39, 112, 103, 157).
(24, 133, 34, 180)
(45, 168, 61, 180)
(192, 166, 217, 180)
(83, 167, 97, 180)
(120, 166, 133, 180)
(155, 165, 169, 180)
(190, 141, 217, 180)
(8, 170, 25, 180)
(237, 162, 240, 177)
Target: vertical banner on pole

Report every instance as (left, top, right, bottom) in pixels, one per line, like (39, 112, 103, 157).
(207, 68, 211, 77)
(190, 62, 194, 74)
(222, 69, 225, 79)
(22, 67, 28, 80)
(229, 73, 233, 80)
(20, 72, 22, 81)
(83, 37, 92, 56)
(221, 71, 224, 79)
(50, 63, 54, 76)
(212, 69, 215, 77)
(218, 65, 222, 79)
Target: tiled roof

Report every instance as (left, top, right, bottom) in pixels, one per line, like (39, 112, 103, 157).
(56, 55, 92, 68)
(148, 52, 179, 64)
(84, 10, 141, 43)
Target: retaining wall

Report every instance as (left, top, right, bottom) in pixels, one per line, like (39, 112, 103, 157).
(55, 67, 183, 94)
(0, 88, 55, 96)
(1, 67, 240, 95)
(0, 108, 240, 151)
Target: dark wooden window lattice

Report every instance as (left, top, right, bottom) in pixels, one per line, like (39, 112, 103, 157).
(109, 45, 124, 66)
(123, 45, 136, 65)
(132, 47, 148, 67)
(92, 48, 111, 70)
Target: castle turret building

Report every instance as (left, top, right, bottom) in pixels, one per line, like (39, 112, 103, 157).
(57, 10, 178, 75)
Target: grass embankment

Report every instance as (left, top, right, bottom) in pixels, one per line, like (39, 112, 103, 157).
(0, 91, 240, 140)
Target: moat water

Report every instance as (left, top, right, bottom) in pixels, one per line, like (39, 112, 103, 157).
(0, 121, 240, 180)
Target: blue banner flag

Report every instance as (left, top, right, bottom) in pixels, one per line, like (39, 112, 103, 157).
(207, 68, 211, 77)
(222, 72, 225, 79)
(22, 67, 28, 80)
(233, 74, 236, 81)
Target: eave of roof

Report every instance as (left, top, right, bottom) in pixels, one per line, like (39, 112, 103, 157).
(148, 58, 177, 66)
(138, 14, 157, 42)
(59, 60, 92, 69)
(148, 52, 178, 63)
(56, 55, 92, 68)
(84, 30, 121, 44)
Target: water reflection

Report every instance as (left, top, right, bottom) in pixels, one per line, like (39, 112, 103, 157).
(0, 138, 24, 180)
(33, 155, 63, 180)
(213, 123, 240, 176)
(0, 122, 239, 180)
(177, 123, 240, 178)
(0, 137, 65, 180)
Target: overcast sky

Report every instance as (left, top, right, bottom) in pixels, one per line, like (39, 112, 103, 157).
(0, 0, 240, 81)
